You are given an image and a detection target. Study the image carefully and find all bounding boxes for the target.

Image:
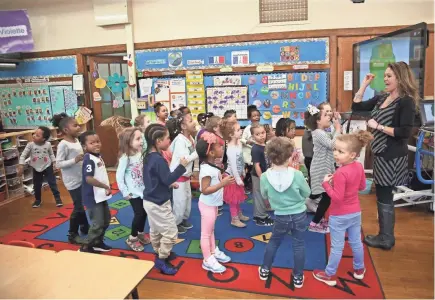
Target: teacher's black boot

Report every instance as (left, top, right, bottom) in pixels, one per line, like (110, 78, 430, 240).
(364, 201, 395, 250)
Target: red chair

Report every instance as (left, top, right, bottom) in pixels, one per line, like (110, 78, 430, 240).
(7, 240, 35, 248)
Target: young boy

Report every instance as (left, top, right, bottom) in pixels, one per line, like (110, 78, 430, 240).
(250, 123, 273, 226)
(18, 126, 62, 208)
(79, 131, 112, 253)
(259, 137, 311, 288)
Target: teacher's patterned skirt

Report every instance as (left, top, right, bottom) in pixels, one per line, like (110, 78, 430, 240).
(373, 155, 408, 187)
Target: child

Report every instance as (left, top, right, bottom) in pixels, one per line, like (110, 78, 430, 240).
(167, 112, 198, 234)
(241, 105, 261, 192)
(196, 131, 234, 273)
(116, 128, 150, 252)
(154, 102, 169, 125)
(52, 113, 89, 243)
(133, 114, 151, 152)
(275, 118, 300, 169)
(220, 119, 248, 228)
(170, 110, 179, 119)
(18, 126, 62, 208)
(259, 137, 311, 288)
(79, 131, 112, 253)
(251, 124, 274, 226)
(304, 104, 342, 233)
(142, 124, 188, 275)
(313, 131, 372, 286)
(178, 106, 191, 115)
(223, 109, 237, 122)
(196, 112, 214, 141)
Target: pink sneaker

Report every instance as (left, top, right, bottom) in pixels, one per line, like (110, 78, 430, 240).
(313, 270, 337, 286)
(353, 268, 366, 280)
(319, 218, 330, 233)
(308, 222, 328, 234)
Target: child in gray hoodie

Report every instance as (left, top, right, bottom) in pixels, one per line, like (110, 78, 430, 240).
(258, 137, 311, 288)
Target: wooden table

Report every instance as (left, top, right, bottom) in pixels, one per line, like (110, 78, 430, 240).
(0, 246, 154, 299)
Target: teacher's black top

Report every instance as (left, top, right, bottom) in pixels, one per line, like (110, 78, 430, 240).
(352, 94, 415, 160)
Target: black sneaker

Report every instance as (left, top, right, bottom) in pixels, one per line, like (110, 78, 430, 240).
(254, 216, 274, 226)
(79, 225, 89, 235)
(68, 232, 81, 244)
(292, 274, 304, 288)
(167, 251, 177, 261)
(93, 242, 112, 252)
(177, 225, 187, 234)
(258, 266, 270, 280)
(181, 219, 193, 229)
(32, 200, 42, 208)
(217, 210, 223, 216)
(79, 245, 97, 253)
(55, 199, 63, 207)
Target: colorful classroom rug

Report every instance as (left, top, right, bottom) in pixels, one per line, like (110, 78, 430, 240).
(0, 191, 385, 299)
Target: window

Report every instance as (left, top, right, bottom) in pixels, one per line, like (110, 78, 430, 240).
(260, 0, 308, 24)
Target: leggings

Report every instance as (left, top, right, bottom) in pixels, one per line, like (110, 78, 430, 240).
(312, 192, 331, 224)
(198, 201, 218, 260)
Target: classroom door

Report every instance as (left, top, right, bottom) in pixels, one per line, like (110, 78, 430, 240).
(88, 56, 131, 127)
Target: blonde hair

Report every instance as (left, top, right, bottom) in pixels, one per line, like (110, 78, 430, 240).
(388, 62, 420, 109)
(205, 116, 221, 133)
(337, 130, 373, 154)
(118, 127, 142, 157)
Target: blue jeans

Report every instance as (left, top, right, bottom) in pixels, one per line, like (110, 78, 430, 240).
(326, 212, 364, 276)
(261, 211, 307, 277)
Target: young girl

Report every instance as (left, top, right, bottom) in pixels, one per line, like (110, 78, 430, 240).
(313, 131, 372, 286)
(53, 113, 89, 243)
(241, 105, 261, 192)
(304, 104, 342, 234)
(154, 102, 169, 125)
(142, 124, 188, 275)
(133, 114, 151, 152)
(18, 126, 62, 208)
(221, 119, 248, 228)
(116, 128, 150, 252)
(167, 112, 198, 234)
(196, 112, 214, 141)
(275, 118, 300, 169)
(196, 132, 234, 273)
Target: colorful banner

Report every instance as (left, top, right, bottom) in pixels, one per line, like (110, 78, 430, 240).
(0, 10, 34, 54)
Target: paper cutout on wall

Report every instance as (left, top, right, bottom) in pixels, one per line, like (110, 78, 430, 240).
(107, 73, 127, 93)
(213, 75, 242, 86)
(139, 78, 152, 96)
(231, 50, 249, 66)
(113, 95, 125, 108)
(75, 106, 93, 124)
(154, 80, 170, 102)
(168, 52, 183, 68)
(170, 94, 186, 110)
(206, 86, 248, 119)
(95, 78, 106, 89)
(93, 92, 101, 101)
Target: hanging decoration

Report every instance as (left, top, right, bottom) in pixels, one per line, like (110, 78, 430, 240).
(107, 73, 127, 93)
(113, 94, 125, 108)
(93, 92, 101, 101)
(95, 78, 106, 89)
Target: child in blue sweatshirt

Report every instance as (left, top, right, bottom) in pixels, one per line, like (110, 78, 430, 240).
(258, 137, 311, 289)
(142, 124, 188, 275)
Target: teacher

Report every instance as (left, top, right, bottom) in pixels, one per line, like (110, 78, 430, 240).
(352, 62, 419, 250)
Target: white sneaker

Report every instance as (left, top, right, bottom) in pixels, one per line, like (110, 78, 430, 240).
(305, 198, 318, 213)
(214, 247, 231, 263)
(202, 255, 226, 273)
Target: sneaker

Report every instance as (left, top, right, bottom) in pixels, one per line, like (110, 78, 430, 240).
(32, 200, 42, 208)
(353, 268, 366, 280)
(292, 274, 304, 288)
(214, 247, 231, 263)
(308, 222, 328, 234)
(126, 237, 144, 252)
(79, 245, 97, 253)
(181, 219, 193, 229)
(167, 251, 177, 262)
(319, 219, 330, 233)
(68, 232, 81, 245)
(231, 216, 247, 228)
(93, 241, 112, 252)
(238, 212, 250, 222)
(55, 200, 63, 207)
(137, 232, 151, 245)
(202, 255, 226, 273)
(155, 257, 178, 275)
(258, 267, 270, 280)
(244, 189, 251, 195)
(254, 216, 274, 226)
(177, 225, 187, 234)
(217, 210, 223, 216)
(313, 270, 337, 286)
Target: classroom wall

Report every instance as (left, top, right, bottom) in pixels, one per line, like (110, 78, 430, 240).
(1, 0, 433, 52)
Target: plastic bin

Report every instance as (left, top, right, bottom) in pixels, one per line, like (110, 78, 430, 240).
(5, 165, 18, 175)
(8, 187, 24, 199)
(3, 149, 18, 160)
(359, 178, 373, 195)
(7, 177, 22, 188)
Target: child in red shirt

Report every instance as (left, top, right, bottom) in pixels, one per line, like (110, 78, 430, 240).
(313, 130, 373, 287)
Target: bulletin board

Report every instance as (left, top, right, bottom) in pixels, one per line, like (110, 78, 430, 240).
(205, 86, 248, 119)
(139, 77, 187, 112)
(138, 70, 328, 127)
(0, 82, 78, 129)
